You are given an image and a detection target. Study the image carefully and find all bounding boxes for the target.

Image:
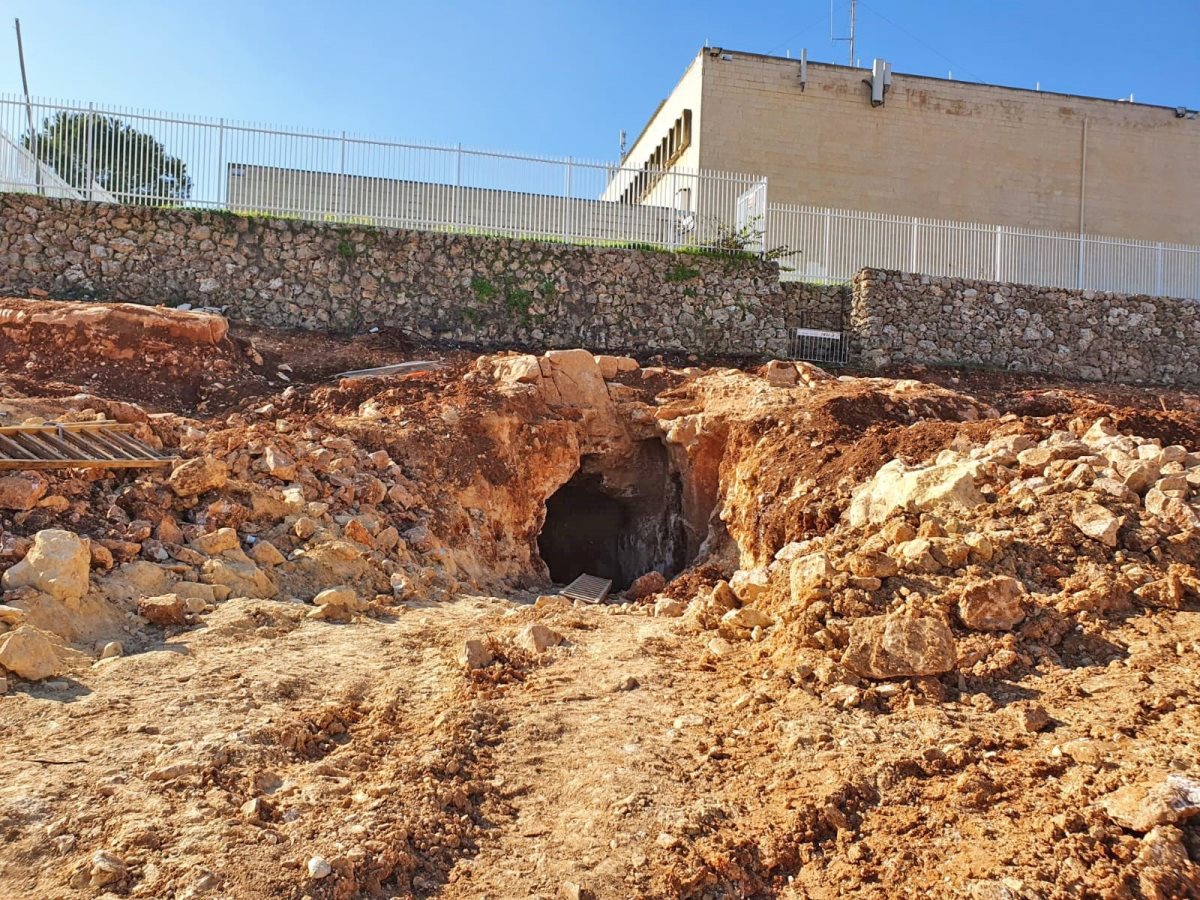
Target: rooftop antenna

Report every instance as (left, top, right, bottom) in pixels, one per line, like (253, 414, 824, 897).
(831, 0, 857, 66)
(14, 18, 41, 195)
(619, 129, 627, 159)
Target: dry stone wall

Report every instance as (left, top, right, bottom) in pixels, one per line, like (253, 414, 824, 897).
(779, 281, 849, 331)
(0, 195, 794, 356)
(852, 268, 1200, 386)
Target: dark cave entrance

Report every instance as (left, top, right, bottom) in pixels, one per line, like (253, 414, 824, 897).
(537, 440, 690, 591)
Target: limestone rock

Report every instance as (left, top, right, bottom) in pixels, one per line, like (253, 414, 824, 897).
(200, 551, 276, 599)
(841, 613, 956, 680)
(729, 567, 770, 603)
(718, 606, 773, 640)
(1071, 501, 1122, 547)
(310, 586, 365, 620)
(190, 527, 241, 556)
(847, 458, 985, 527)
(168, 457, 228, 497)
(957, 575, 1026, 631)
(653, 598, 686, 617)
(1, 529, 90, 604)
(248, 540, 286, 567)
(789, 552, 833, 605)
(0, 473, 47, 510)
(0, 624, 63, 680)
(138, 594, 188, 626)
(1100, 775, 1200, 832)
(625, 570, 666, 601)
(515, 623, 564, 653)
(459, 638, 494, 669)
(262, 445, 296, 481)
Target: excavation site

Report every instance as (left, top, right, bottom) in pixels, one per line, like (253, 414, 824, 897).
(0, 293, 1197, 900)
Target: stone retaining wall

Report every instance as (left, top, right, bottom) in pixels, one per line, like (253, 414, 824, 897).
(0, 195, 793, 356)
(852, 268, 1200, 385)
(779, 281, 849, 331)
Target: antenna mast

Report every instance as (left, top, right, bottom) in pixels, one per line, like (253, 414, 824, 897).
(14, 18, 42, 195)
(831, 0, 858, 67)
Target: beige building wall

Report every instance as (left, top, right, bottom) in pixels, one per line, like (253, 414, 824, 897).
(603, 54, 705, 210)
(690, 49, 1199, 245)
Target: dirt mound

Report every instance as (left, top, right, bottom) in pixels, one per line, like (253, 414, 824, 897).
(0, 341, 1199, 897)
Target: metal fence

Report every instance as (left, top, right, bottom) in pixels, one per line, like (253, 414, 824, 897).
(0, 94, 763, 252)
(767, 203, 1200, 300)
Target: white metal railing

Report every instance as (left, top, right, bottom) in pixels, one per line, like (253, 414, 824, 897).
(768, 203, 1200, 300)
(0, 94, 764, 252)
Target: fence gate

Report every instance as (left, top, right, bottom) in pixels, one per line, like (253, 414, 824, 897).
(786, 310, 850, 367)
(735, 179, 768, 252)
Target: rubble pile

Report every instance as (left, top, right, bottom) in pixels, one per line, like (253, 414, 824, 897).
(0, 298, 1197, 897)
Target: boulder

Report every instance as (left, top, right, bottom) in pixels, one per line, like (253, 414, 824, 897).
(594, 354, 639, 380)
(168, 457, 228, 497)
(847, 458, 985, 527)
(957, 576, 1026, 631)
(200, 551, 276, 599)
(1100, 775, 1200, 832)
(0, 473, 47, 511)
(718, 606, 773, 640)
(0, 624, 63, 680)
(841, 613, 956, 680)
(190, 527, 241, 556)
(1, 529, 90, 604)
(138, 594, 189, 626)
(515, 623, 565, 653)
(653, 598, 686, 617)
(789, 553, 833, 605)
(310, 586, 365, 620)
(262, 445, 296, 481)
(1071, 501, 1122, 547)
(625, 571, 666, 601)
(729, 567, 771, 603)
(248, 540, 287, 567)
(459, 638, 494, 669)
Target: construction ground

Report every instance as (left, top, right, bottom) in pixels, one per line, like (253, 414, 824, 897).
(0, 296, 1197, 899)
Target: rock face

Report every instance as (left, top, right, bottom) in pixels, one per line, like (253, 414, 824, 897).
(0, 625, 63, 680)
(957, 576, 1026, 631)
(169, 457, 229, 497)
(841, 613, 956, 679)
(1, 529, 90, 604)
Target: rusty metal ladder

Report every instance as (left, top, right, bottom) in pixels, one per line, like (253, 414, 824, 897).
(0, 421, 178, 470)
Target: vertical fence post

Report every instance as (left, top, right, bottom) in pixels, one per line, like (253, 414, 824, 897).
(823, 207, 833, 282)
(563, 156, 572, 243)
(1155, 242, 1164, 296)
(85, 101, 95, 201)
(669, 168, 679, 251)
(994, 225, 1003, 281)
(338, 130, 348, 222)
(1077, 233, 1085, 290)
(217, 118, 226, 209)
(452, 142, 463, 233)
(909, 216, 918, 273)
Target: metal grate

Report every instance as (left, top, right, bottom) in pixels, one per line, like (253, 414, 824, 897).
(0, 421, 177, 470)
(787, 309, 849, 366)
(559, 573, 613, 604)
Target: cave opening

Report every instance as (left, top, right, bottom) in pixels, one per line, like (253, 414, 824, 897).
(537, 440, 690, 591)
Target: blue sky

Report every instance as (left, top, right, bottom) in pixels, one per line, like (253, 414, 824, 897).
(5, 0, 1198, 161)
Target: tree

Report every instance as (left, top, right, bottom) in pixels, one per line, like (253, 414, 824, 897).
(23, 111, 192, 204)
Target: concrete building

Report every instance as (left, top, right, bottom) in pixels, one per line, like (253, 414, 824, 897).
(616, 47, 1199, 245)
